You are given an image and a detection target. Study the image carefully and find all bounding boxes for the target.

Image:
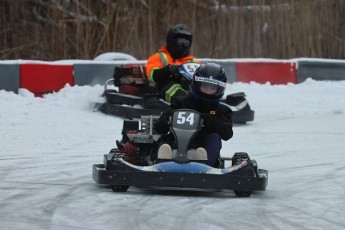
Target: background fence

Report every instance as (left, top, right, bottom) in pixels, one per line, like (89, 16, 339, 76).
(1, 0, 345, 60)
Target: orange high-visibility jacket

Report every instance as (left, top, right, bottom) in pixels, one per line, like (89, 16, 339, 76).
(146, 45, 200, 84)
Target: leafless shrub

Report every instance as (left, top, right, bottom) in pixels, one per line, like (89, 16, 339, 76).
(0, 0, 344, 60)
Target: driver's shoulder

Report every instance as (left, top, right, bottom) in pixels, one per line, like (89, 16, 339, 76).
(218, 101, 233, 113)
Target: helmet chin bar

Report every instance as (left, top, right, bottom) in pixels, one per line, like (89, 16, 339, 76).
(168, 45, 191, 59)
(191, 86, 224, 104)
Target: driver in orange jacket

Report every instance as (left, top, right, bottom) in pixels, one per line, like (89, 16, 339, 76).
(146, 24, 200, 104)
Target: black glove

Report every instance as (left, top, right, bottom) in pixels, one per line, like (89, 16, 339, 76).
(167, 64, 183, 83)
(167, 64, 180, 75)
(152, 65, 179, 85)
(201, 113, 213, 127)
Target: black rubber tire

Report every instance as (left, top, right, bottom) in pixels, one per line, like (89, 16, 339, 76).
(232, 152, 252, 197)
(232, 152, 250, 166)
(234, 190, 252, 197)
(111, 185, 129, 192)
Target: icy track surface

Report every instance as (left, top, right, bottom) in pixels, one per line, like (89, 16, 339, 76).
(1, 80, 345, 230)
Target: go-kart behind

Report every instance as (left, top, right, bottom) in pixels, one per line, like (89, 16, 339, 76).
(94, 63, 255, 123)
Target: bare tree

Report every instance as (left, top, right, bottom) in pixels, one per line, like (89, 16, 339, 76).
(0, 0, 344, 60)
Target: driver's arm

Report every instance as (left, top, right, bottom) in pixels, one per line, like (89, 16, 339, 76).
(201, 108, 233, 141)
(146, 54, 180, 85)
(154, 110, 172, 134)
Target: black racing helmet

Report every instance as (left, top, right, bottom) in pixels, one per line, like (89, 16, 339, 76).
(191, 63, 227, 103)
(166, 24, 192, 59)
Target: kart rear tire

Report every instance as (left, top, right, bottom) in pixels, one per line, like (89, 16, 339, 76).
(111, 185, 129, 192)
(234, 190, 252, 197)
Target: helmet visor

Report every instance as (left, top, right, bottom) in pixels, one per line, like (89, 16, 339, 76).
(194, 76, 227, 96)
(175, 37, 190, 49)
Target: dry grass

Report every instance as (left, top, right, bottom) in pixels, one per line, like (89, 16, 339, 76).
(0, 0, 344, 60)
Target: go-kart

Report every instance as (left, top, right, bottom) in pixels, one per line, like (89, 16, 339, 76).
(92, 109, 267, 197)
(93, 63, 255, 123)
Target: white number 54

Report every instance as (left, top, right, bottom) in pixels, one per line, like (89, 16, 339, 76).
(177, 112, 195, 125)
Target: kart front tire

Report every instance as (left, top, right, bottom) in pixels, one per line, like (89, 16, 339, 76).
(232, 152, 252, 197)
(232, 152, 250, 165)
(234, 190, 252, 197)
(111, 185, 129, 192)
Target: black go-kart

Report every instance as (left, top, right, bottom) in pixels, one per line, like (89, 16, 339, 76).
(92, 109, 267, 197)
(93, 63, 255, 123)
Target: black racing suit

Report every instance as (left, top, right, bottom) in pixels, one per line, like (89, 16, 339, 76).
(155, 93, 233, 166)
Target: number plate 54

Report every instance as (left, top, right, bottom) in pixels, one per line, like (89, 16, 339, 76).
(171, 110, 201, 130)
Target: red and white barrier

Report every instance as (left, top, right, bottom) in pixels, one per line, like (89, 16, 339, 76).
(1, 58, 345, 96)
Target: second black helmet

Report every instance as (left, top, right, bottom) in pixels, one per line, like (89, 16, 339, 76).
(166, 24, 192, 59)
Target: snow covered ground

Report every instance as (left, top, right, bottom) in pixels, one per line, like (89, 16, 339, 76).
(1, 79, 345, 230)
